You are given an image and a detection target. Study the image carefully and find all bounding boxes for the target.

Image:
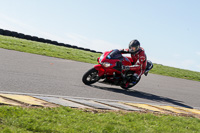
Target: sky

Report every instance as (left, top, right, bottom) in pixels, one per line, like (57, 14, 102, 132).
(0, 0, 200, 72)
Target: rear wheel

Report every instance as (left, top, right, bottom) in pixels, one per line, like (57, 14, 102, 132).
(120, 77, 140, 90)
(120, 71, 141, 90)
(82, 68, 100, 85)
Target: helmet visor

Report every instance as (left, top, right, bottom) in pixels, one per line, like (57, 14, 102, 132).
(130, 46, 139, 52)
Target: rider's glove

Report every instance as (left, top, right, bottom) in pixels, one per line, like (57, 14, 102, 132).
(122, 66, 130, 70)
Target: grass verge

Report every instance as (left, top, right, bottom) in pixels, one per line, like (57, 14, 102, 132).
(0, 35, 100, 64)
(0, 106, 200, 133)
(0, 35, 200, 82)
(151, 64, 200, 81)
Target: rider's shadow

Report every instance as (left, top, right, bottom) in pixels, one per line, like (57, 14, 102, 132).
(90, 85, 193, 109)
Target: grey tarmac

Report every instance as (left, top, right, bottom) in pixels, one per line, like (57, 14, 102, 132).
(0, 48, 200, 109)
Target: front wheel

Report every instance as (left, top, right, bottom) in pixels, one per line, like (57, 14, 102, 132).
(82, 68, 100, 85)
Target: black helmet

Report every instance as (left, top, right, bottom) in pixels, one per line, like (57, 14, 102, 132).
(129, 39, 140, 54)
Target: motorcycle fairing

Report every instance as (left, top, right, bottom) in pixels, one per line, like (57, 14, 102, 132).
(94, 64, 105, 77)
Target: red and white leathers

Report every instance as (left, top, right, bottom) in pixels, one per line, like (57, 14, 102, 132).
(120, 47, 147, 77)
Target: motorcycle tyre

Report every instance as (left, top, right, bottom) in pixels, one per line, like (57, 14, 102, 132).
(120, 77, 141, 90)
(82, 68, 100, 85)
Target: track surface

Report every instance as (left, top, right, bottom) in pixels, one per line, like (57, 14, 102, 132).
(1, 48, 200, 109)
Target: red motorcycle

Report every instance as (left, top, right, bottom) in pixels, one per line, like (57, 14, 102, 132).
(82, 49, 153, 89)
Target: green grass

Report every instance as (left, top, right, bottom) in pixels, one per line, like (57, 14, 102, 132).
(0, 35, 200, 82)
(0, 106, 199, 133)
(151, 64, 200, 81)
(0, 35, 100, 64)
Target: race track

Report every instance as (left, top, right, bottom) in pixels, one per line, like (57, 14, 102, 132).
(1, 48, 200, 109)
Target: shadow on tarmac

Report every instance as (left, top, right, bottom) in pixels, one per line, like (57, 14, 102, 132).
(90, 85, 193, 109)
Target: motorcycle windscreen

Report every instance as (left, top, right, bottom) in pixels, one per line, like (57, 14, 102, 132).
(106, 49, 123, 60)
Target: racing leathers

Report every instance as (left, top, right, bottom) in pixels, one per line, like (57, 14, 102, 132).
(120, 47, 147, 81)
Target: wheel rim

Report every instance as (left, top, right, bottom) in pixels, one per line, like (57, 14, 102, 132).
(86, 71, 98, 82)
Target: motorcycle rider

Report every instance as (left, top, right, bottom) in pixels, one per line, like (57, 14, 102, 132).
(120, 40, 152, 84)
